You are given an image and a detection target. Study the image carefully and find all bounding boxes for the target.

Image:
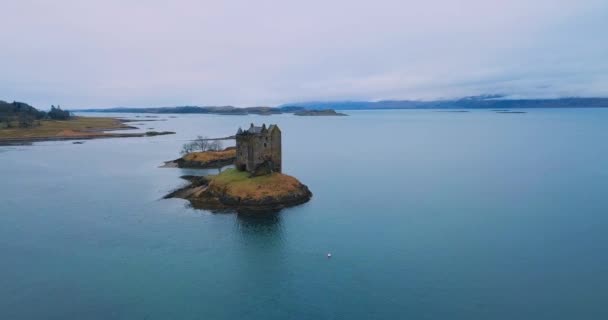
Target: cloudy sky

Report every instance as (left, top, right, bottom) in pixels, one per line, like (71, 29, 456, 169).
(1, 0, 607, 108)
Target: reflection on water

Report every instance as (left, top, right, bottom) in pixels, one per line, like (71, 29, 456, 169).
(233, 212, 287, 282)
(234, 212, 285, 256)
(177, 165, 233, 177)
(235, 212, 282, 241)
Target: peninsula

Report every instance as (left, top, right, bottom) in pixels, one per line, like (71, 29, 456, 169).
(165, 124, 312, 213)
(0, 100, 174, 144)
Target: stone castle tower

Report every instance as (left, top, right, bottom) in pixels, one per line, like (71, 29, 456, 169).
(235, 123, 281, 175)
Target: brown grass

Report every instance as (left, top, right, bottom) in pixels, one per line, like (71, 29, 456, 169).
(208, 168, 305, 199)
(0, 117, 129, 139)
(182, 148, 236, 162)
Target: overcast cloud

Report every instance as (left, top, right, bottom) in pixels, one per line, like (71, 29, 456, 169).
(1, 0, 607, 108)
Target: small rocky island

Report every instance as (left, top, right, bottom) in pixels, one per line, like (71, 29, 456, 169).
(165, 124, 312, 213)
(294, 109, 347, 116)
(164, 147, 236, 168)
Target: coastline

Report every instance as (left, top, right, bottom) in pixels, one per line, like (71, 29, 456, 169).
(162, 148, 237, 169)
(166, 170, 312, 214)
(0, 116, 174, 145)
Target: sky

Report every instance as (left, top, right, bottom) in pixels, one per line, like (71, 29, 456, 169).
(1, 0, 607, 109)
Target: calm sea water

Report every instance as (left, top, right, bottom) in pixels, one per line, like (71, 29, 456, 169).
(1, 109, 608, 319)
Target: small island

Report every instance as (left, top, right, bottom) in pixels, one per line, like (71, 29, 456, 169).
(166, 169, 312, 213)
(495, 110, 527, 114)
(294, 109, 347, 116)
(164, 147, 236, 169)
(165, 124, 312, 213)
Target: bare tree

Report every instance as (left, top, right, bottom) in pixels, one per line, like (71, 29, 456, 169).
(181, 142, 197, 155)
(192, 136, 210, 151)
(209, 140, 223, 151)
(180, 136, 223, 155)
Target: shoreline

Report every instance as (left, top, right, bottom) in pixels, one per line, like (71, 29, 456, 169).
(0, 132, 156, 145)
(165, 170, 312, 214)
(161, 147, 236, 169)
(0, 117, 174, 145)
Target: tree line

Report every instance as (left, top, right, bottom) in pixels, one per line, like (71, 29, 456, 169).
(0, 101, 72, 129)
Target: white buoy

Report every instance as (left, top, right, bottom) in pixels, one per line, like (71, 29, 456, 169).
(327, 253, 332, 258)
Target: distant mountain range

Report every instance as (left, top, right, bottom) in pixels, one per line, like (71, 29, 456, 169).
(79, 96, 608, 114)
(279, 95, 608, 110)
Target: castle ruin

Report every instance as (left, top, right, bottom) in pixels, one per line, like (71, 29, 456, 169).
(235, 123, 281, 176)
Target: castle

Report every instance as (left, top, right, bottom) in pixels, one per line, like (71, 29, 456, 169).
(235, 123, 281, 176)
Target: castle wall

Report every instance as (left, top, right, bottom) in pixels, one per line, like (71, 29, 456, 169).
(235, 125, 282, 174)
(235, 135, 253, 171)
(270, 128, 281, 173)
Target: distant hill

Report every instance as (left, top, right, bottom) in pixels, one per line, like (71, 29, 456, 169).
(80, 106, 283, 115)
(279, 96, 608, 110)
(0, 100, 46, 128)
(78, 96, 608, 114)
(0, 100, 46, 118)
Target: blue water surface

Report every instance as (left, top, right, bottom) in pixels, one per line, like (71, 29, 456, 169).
(1, 109, 607, 319)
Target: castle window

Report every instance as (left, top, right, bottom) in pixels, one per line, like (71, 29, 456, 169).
(264, 143, 267, 148)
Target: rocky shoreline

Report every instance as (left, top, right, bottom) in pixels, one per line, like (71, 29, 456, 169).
(165, 170, 312, 214)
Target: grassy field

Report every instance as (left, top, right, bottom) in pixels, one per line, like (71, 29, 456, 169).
(208, 168, 304, 199)
(0, 117, 129, 139)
